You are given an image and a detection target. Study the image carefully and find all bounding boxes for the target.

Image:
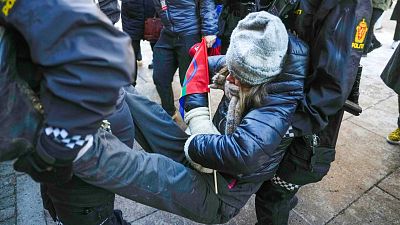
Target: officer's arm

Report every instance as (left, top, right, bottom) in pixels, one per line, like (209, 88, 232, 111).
(0, 1, 133, 167)
(292, 2, 372, 135)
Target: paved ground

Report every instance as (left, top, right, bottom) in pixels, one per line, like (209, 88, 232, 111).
(1, 5, 400, 225)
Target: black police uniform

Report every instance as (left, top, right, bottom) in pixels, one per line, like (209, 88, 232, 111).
(0, 1, 134, 224)
(254, 1, 373, 224)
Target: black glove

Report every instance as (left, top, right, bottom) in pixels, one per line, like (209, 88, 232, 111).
(13, 132, 78, 184)
(14, 150, 73, 185)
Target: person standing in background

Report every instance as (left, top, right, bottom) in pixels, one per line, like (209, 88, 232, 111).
(391, 0, 400, 49)
(363, 0, 391, 56)
(152, 0, 218, 119)
(121, 0, 158, 86)
(382, 45, 400, 144)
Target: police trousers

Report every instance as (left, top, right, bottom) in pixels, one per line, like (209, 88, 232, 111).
(255, 110, 343, 225)
(73, 86, 261, 224)
(43, 99, 135, 225)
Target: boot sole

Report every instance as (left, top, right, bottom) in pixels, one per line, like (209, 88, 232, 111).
(386, 137, 400, 145)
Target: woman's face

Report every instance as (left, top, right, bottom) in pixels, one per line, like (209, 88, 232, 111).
(226, 73, 241, 87)
(226, 72, 251, 91)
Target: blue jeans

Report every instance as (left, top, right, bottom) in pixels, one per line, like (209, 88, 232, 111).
(73, 86, 260, 224)
(152, 29, 201, 115)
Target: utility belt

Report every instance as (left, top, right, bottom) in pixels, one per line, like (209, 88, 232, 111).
(276, 110, 344, 187)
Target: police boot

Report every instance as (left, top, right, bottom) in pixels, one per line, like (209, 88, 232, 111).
(289, 195, 298, 210)
(109, 210, 131, 225)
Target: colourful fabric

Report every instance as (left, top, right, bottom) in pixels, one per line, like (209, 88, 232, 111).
(179, 38, 210, 118)
(208, 38, 222, 56)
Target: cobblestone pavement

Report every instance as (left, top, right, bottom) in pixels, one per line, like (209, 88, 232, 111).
(1, 4, 400, 225)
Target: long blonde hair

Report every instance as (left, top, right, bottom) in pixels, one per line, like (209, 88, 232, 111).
(239, 83, 268, 114)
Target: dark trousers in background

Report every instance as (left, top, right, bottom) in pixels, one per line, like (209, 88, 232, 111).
(255, 110, 343, 225)
(394, 22, 400, 41)
(364, 8, 384, 54)
(131, 40, 156, 86)
(152, 29, 200, 116)
(397, 95, 400, 127)
(42, 100, 135, 225)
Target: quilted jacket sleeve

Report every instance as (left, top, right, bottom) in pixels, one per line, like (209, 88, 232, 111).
(199, 0, 218, 35)
(187, 93, 298, 177)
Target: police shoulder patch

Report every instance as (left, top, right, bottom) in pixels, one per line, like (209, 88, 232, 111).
(352, 18, 368, 50)
(1, 0, 16, 17)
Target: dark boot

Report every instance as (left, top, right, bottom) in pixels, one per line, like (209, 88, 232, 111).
(289, 195, 298, 210)
(109, 210, 131, 225)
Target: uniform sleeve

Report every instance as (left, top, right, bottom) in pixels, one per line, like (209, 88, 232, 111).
(199, 0, 218, 35)
(291, 1, 372, 136)
(0, 0, 134, 135)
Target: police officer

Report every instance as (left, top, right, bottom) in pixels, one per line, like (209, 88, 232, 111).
(0, 1, 134, 224)
(254, 1, 372, 224)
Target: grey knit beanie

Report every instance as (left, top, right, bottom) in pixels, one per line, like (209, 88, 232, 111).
(226, 11, 288, 85)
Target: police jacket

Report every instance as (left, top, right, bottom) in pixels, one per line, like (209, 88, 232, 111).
(153, 0, 218, 36)
(280, 0, 372, 136)
(186, 35, 309, 181)
(0, 0, 133, 136)
(121, 0, 156, 40)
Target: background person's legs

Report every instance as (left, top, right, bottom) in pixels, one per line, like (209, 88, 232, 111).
(364, 8, 384, 55)
(153, 31, 179, 116)
(175, 34, 201, 84)
(387, 95, 400, 144)
(130, 40, 141, 86)
(148, 41, 156, 69)
(392, 22, 400, 49)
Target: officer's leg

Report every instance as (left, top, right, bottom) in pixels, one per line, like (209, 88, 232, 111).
(255, 111, 343, 225)
(255, 180, 298, 225)
(42, 97, 135, 225)
(254, 138, 324, 225)
(43, 176, 116, 225)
